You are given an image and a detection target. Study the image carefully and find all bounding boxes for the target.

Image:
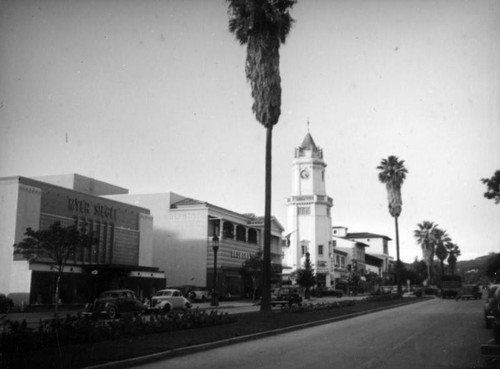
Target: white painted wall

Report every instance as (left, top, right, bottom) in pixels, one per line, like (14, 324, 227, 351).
(0, 179, 41, 305)
(138, 213, 154, 267)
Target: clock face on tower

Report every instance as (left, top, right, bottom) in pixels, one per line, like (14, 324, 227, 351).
(300, 169, 310, 179)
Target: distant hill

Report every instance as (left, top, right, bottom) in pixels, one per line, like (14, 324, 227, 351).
(456, 253, 498, 283)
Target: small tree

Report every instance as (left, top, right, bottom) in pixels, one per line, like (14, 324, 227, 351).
(296, 252, 315, 299)
(481, 170, 500, 204)
(13, 221, 94, 316)
(242, 251, 263, 301)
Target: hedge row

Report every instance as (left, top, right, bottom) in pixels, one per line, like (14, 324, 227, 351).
(0, 308, 235, 357)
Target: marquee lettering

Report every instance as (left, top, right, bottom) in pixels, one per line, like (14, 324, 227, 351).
(67, 197, 117, 220)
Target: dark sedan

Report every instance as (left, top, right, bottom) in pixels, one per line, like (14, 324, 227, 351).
(314, 286, 343, 298)
(83, 289, 146, 319)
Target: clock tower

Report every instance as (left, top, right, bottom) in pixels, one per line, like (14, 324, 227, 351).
(284, 131, 334, 286)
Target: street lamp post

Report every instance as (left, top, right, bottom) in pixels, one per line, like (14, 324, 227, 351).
(211, 235, 219, 306)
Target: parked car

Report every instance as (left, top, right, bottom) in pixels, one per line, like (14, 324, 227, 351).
(460, 284, 482, 300)
(169, 285, 197, 298)
(484, 284, 500, 328)
(313, 286, 343, 298)
(271, 286, 303, 307)
(188, 288, 210, 302)
(381, 286, 392, 294)
(150, 289, 192, 313)
(83, 289, 146, 319)
(0, 293, 14, 313)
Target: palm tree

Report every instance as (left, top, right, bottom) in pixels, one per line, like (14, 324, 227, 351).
(377, 156, 408, 293)
(227, 0, 296, 312)
(446, 243, 461, 275)
(414, 221, 438, 285)
(433, 228, 451, 277)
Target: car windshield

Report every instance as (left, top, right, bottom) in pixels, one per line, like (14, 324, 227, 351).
(101, 292, 119, 298)
(158, 291, 173, 297)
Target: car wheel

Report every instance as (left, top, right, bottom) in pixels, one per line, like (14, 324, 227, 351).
(107, 306, 118, 319)
(162, 304, 171, 314)
(201, 296, 206, 302)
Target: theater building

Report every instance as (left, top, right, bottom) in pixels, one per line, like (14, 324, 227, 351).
(105, 192, 285, 297)
(0, 174, 165, 307)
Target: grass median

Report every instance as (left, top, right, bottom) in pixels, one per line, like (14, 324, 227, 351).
(2, 295, 429, 369)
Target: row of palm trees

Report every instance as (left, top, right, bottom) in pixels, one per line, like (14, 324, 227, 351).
(377, 157, 462, 288)
(414, 221, 461, 285)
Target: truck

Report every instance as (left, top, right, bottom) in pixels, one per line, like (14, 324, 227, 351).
(270, 285, 303, 307)
(440, 275, 462, 298)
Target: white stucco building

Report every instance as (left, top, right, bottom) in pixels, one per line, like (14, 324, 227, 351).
(105, 192, 284, 297)
(332, 226, 393, 280)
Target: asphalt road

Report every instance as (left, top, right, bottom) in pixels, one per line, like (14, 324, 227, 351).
(134, 298, 492, 369)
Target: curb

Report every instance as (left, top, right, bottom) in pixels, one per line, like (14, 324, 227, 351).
(84, 298, 431, 369)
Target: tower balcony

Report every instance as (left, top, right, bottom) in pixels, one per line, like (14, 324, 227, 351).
(285, 195, 333, 207)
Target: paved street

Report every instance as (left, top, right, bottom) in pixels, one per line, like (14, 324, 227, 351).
(134, 298, 491, 369)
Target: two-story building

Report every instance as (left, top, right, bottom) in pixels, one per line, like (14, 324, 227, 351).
(105, 192, 284, 297)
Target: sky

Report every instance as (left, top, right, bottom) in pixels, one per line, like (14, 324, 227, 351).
(1, 0, 499, 264)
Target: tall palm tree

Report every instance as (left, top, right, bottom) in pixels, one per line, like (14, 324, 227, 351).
(433, 228, 451, 277)
(227, 0, 296, 312)
(377, 156, 408, 293)
(414, 221, 438, 285)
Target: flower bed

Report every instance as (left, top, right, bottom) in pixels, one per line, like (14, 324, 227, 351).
(0, 308, 234, 367)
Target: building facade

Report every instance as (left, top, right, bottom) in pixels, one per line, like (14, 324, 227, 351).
(105, 193, 284, 298)
(332, 226, 393, 281)
(0, 175, 165, 307)
(344, 232, 393, 280)
(283, 132, 334, 287)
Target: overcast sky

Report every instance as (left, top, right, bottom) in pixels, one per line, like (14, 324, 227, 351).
(1, 0, 499, 263)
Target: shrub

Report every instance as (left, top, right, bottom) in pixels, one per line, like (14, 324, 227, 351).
(0, 308, 235, 358)
(281, 299, 357, 313)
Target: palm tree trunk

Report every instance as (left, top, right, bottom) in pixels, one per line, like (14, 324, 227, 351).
(261, 125, 273, 313)
(395, 216, 402, 294)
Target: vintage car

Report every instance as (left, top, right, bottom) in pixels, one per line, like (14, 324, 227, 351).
(484, 284, 500, 328)
(271, 285, 303, 307)
(313, 286, 343, 298)
(0, 293, 14, 313)
(150, 289, 192, 313)
(83, 289, 146, 319)
(460, 284, 482, 300)
(187, 288, 210, 302)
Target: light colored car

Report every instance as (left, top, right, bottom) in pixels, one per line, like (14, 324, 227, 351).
(151, 289, 192, 313)
(188, 288, 210, 302)
(484, 284, 500, 328)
